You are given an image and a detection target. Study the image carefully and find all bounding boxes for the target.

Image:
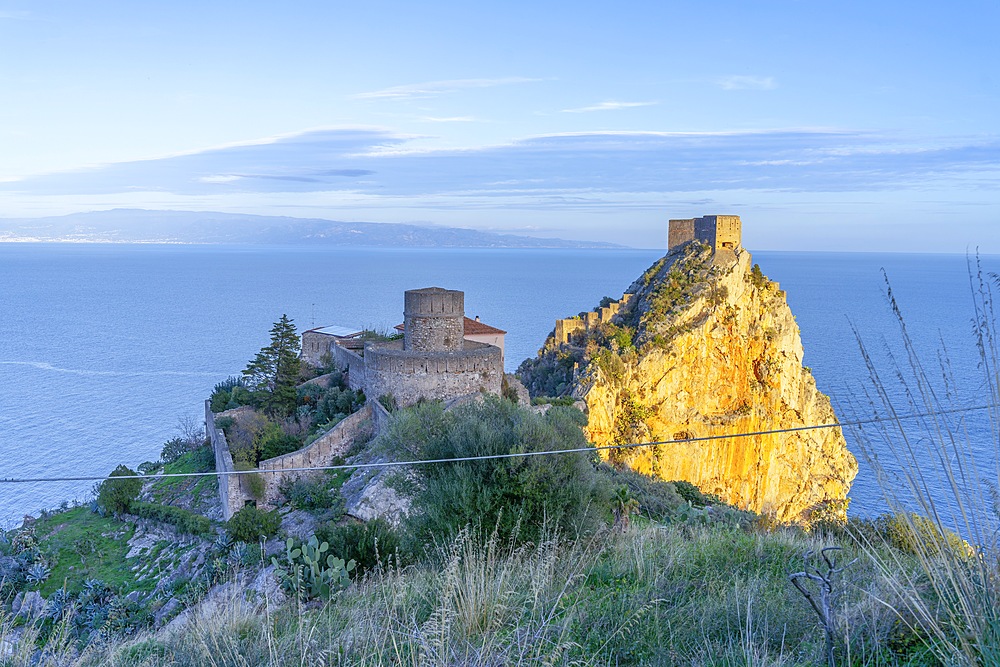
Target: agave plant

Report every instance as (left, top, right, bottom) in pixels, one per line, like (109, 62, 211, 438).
(25, 562, 49, 585)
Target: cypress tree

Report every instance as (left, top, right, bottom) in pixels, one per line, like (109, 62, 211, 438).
(243, 314, 301, 417)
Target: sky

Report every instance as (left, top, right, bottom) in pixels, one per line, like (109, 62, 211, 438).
(0, 1, 998, 250)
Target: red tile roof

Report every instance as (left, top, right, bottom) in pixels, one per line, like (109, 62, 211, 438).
(393, 316, 506, 336)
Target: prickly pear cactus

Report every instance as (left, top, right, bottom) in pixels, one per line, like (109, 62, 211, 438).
(271, 535, 356, 600)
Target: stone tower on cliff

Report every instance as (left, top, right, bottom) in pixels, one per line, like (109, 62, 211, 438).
(668, 215, 742, 259)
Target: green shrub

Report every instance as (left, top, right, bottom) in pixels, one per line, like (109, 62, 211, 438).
(234, 461, 265, 501)
(316, 518, 406, 574)
(130, 501, 214, 536)
(599, 466, 685, 521)
(671, 479, 723, 508)
(96, 465, 142, 515)
(214, 415, 234, 432)
(394, 397, 609, 547)
(259, 430, 302, 461)
(283, 478, 345, 515)
(226, 505, 281, 543)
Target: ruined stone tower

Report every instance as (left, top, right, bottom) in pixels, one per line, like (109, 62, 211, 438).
(668, 215, 742, 253)
(403, 287, 465, 352)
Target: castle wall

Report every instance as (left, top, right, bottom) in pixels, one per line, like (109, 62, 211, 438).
(301, 331, 335, 367)
(404, 288, 465, 352)
(555, 318, 585, 345)
(333, 342, 366, 392)
(464, 332, 505, 365)
(257, 405, 372, 507)
(364, 339, 503, 407)
(206, 401, 253, 521)
(668, 218, 695, 250)
(552, 292, 633, 345)
(694, 215, 742, 252)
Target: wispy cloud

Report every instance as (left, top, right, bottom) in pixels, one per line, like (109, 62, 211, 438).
(4, 128, 998, 208)
(0, 10, 31, 19)
(199, 175, 242, 184)
(352, 77, 540, 100)
(419, 116, 478, 123)
(717, 76, 777, 91)
(559, 101, 657, 113)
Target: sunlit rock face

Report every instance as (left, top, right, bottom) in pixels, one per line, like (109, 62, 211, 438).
(522, 242, 857, 522)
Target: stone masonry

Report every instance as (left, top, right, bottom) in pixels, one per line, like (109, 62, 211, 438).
(668, 214, 742, 253)
(364, 287, 503, 407)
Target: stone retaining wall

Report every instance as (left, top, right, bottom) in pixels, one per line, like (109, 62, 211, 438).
(333, 342, 366, 392)
(205, 400, 252, 521)
(257, 405, 373, 507)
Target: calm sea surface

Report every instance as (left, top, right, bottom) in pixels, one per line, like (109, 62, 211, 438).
(1, 243, 998, 527)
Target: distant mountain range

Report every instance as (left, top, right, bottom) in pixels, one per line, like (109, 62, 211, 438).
(0, 209, 623, 248)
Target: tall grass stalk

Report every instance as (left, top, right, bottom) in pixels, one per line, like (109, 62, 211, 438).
(847, 259, 1000, 664)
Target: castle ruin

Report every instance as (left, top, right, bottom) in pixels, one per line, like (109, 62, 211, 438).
(329, 287, 505, 409)
(668, 214, 741, 255)
(547, 214, 743, 347)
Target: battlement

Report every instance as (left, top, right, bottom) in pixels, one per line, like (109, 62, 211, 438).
(668, 215, 741, 254)
(552, 293, 634, 346)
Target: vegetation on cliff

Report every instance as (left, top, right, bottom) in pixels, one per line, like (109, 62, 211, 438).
(519, 241, 857, 523)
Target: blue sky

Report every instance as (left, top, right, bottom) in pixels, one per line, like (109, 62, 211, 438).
(1, 1, 998, 250)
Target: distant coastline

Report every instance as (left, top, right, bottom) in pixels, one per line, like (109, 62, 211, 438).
(0, 208, 625, 249)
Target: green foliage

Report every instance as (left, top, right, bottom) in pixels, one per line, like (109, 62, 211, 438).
(270, 535, 355, 600)
(298, 383, 365, 429)
(600, 466, 684, 521)
(209, 375, 253, 413)
(749, 262, 769, 289)
(242, 314, 302, 417)
(129, 501, 214, 536)
(233, 461, 266, 500)
(530, 395, 576, 407)
(31, 506, 141, 596)
(378, 393, 398, 413)
(159, 437, 199, 465)
(258, 428, 303, 461)
(214, 415, 234, 432)
(394, 397, 609, 546)
(316, 518, 406, 574)
(516, 347, 583, 397)
(97, 465, 142, 515)
(281, 475, 345, 515)
(671, 479, 724, 508)
(226, 505, 281, 543)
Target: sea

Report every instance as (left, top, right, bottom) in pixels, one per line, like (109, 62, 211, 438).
(1, 243, 998, 529)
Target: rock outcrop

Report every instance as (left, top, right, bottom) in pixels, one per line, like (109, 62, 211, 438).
(520, 242, 856, 522)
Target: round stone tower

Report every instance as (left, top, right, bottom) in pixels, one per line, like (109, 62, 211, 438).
(403, 287, 465, 352)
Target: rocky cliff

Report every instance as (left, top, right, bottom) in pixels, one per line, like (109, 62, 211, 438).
(518, 242, 856, 522)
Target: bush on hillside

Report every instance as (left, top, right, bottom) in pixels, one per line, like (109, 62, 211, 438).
(97, 465, 142, 515)
(316, 518, 406, 574)
(386, 397, 609, 547)
(281, 475, 345, 515)
(226, 506, 281, 543)
(130, 502, 213, 536)
(258, 429, 303, 461)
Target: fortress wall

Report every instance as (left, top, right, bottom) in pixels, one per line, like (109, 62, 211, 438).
(257, 405, 373, 507)
(333, 343, 366, 392)
(364, 340, 503, 407)
(668, 218, 695, 250)
(301, 331, 335, 367)
(552, 292, 632, 345)
(206, 400, 251, 521)
(555, 318, 585, 345)
(370, 397, 392, 433)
